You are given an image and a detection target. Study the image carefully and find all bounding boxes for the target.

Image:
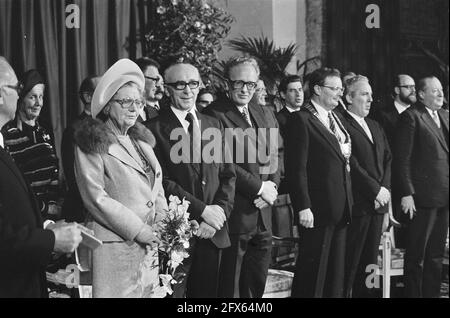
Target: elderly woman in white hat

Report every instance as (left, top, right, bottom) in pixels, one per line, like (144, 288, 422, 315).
(73, 59, 168, 298)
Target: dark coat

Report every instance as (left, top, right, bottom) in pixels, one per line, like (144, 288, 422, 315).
(284, 102, 353, 227)
(338, 110, 392, 215)
(372, 101, 400, 149)
(394, 102, 449, 207)
(0, 146, 54, 297)
(204, 97, 281, 234)
(146, 107, 236, 248)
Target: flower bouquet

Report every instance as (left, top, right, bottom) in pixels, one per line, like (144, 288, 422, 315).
(154, 195, 197, 297)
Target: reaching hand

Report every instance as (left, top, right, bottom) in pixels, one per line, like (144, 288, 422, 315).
(401, 195, 416, 220)
(51, 223, 82, 254)
(298, 208, 314, 228)
(260, 181, 278, 206)
(201, 205, 226, 230)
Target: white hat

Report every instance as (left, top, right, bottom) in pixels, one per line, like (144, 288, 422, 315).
(91, 59, 145, 118)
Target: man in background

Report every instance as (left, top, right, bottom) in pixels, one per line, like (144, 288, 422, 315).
(135, 57, 164, 122)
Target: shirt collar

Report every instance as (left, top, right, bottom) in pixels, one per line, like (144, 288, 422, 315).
(346, 109, 365, 123)
(147, 101, 160, 110)
(310, 99, 330, 122)
(394, 100, 410, 114)
(285, 105, 300, 113)
(170, 105, 199, 127)
(425, 106, 438, 117)
(0, 131, 4, 148)
(235, 104, 249, 113)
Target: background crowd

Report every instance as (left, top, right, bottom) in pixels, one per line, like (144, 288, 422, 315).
(0, 51, 448, 298)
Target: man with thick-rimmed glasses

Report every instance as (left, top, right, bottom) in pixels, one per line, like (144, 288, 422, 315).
(135, 57, 164, 122)
(373, 74, 417, 148)
(204, 57, 281, 298)
(146, 61, 236, 298)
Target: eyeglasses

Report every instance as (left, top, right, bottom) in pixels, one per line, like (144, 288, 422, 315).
(398, 85, 416, 90)
(145, 76, 160, 83)
(321, 85, 344, 93)
(111, 98, 145, 109)
(165, 81, 200, 91)
(228, 80, 258, 90)
(1, 82, 23, 95)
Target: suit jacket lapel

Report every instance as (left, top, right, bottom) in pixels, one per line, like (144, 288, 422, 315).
(248, 103, 266, 129)
(0, 147, 42, 224)
(366, 119, 386, 174)
(307, 113, 345, 162)
(0, 147, 29, 193)
(225, 104, 251, 129)
(347, 115, 373, 145)
(420, 108, 449, 153)
(162, 108, 201, 176)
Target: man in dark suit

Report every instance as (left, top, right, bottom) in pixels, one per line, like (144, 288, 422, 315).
(0, 56, 82, 298)
(61, 76, 99, 222)
(204, 57, 280, 298)
(337, 75, 392, 297)
(373, 74, 417, 149)
(276, 75, 303, 141)
(372, 74, 417, 248)
(395, 76, 449, 298)
(276, 75, 304, 195)
(135, 57, 164, 122)
(147, 62, 236, 298)
(285, 67, 353, 298)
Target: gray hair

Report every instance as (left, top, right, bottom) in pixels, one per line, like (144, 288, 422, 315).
(224, 56, 260, 79)
(345, 75, 370, 97)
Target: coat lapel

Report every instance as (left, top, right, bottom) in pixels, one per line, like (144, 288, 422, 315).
(225, 104, 251, 129)
(420, 107, 449, 153)
(248, 103, 266, 129)
(108, 143, 146, 176)
(305, 108, 345, 162)
(347, 114, 373, 145)
(162, 108, 201, 176)
(137, 140, 163, 199)
(0, 147, 29, 193)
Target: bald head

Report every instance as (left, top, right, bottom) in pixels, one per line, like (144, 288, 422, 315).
(0, 57, 19, 127)
(0, 56, 18, 88)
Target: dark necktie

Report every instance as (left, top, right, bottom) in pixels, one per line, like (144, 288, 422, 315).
(185, 112, 202, 164)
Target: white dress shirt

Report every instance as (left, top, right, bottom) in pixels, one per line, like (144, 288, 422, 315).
(0, 131, 4, 148)
(310, 100, 331, 127)
(347, 110, 373, 143)
(170, 106, 199, 133)
(394, 100, 410, 114)
(236, 104, 252, 127)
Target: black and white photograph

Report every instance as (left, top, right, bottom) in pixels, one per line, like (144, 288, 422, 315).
(0, 0, 448, 301)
